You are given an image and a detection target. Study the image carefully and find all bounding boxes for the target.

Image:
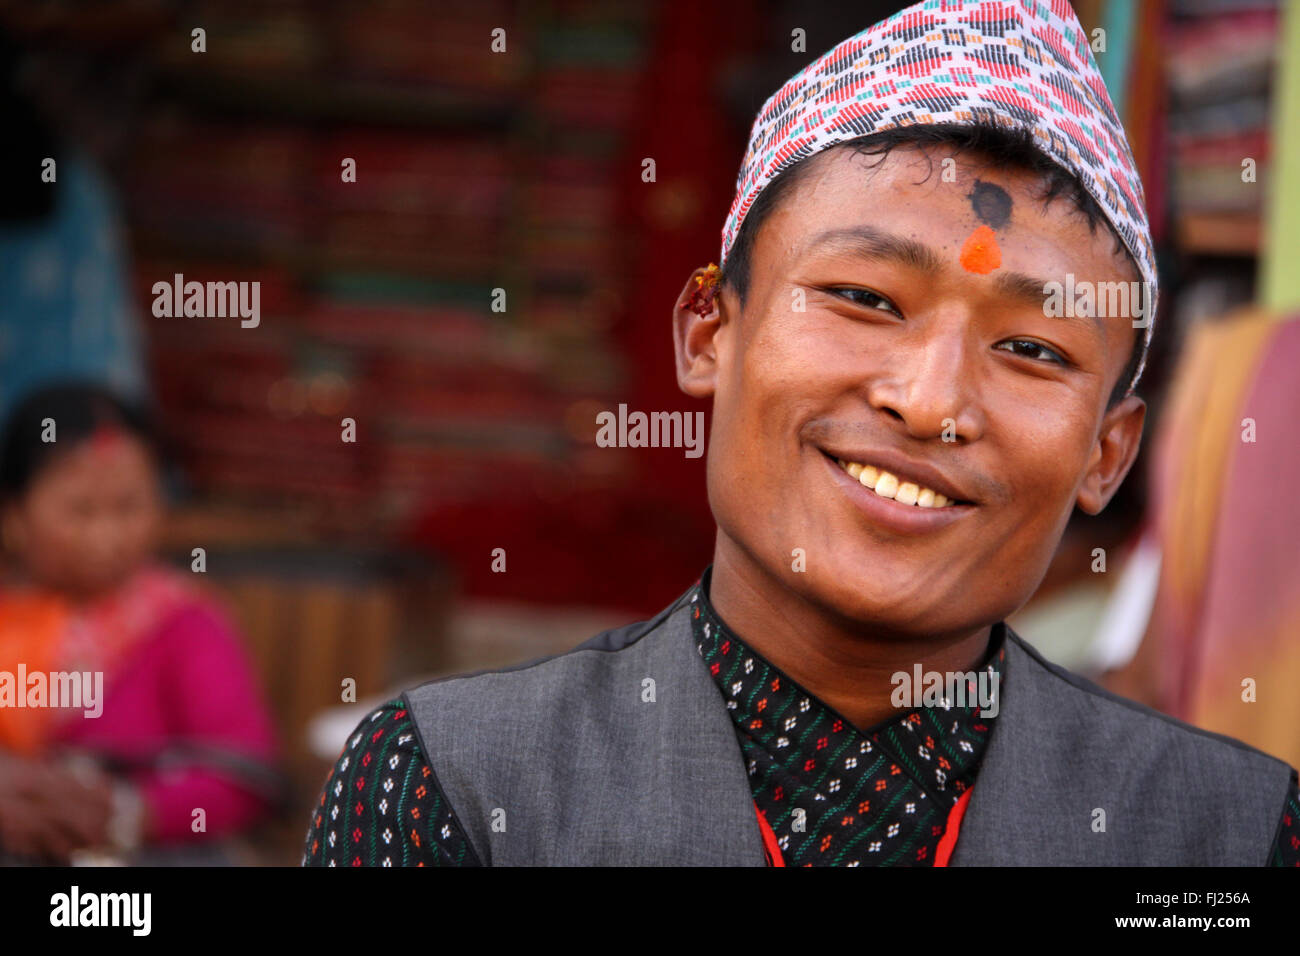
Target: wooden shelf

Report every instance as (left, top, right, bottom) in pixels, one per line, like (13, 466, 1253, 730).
(152, 68, 521, 131)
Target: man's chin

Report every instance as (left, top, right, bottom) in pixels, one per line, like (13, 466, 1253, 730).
(793, 569, 983, 640)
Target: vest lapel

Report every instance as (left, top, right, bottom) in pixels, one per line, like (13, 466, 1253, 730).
(655, 603, 769, 865)
(949, 628, 1100, 866)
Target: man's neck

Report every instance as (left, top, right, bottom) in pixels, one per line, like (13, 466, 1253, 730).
(706, 539, 994, 732)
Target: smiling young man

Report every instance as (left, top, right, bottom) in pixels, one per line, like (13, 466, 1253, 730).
(304, 1, 1300, 866)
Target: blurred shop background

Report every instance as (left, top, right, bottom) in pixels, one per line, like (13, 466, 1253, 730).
(0, 0, 1297, 864)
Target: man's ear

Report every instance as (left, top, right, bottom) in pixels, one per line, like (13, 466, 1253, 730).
(673, 267, 728, 399)
(1076, 394, 1146, 515)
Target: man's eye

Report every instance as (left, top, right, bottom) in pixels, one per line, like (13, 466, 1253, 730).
(996, 339, 1066, 365)
(830, 287, 899, 315)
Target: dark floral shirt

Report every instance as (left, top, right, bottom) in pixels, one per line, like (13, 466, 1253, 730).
(688, 569, 998, 865)
(303, 572, 1300, 866)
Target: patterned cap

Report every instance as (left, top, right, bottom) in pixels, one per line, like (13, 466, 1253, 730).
(721, 0, 1157, 394)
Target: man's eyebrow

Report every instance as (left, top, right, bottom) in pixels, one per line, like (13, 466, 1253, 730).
(803, 225, 944, 275)
(991, 269, 1067, 312)
(801, 224, 1092, 320)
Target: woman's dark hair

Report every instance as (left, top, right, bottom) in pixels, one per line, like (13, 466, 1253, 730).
(719, 120, 1144, 408)
(0, 382, 159, 501)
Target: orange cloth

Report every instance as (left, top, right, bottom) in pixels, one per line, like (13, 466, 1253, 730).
(1108, 308, 1300, 768)
(0, 566, 195, 756)
(0, 592, 67, 755)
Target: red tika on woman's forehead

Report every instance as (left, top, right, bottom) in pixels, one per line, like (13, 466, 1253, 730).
(89, 423, 127, 456)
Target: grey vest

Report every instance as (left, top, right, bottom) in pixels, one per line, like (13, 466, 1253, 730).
(403, 584, 1293, 865)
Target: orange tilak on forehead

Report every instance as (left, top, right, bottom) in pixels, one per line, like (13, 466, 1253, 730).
(959, 225, 1001, 275)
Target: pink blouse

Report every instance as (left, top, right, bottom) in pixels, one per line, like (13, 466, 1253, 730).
(50, 598, 279, 844)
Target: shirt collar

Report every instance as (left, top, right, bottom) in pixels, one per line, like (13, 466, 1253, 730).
(688, 565, 1007, 801)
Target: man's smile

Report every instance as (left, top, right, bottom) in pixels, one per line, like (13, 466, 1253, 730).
(834, 456, 957, 507)
(818, 448, 977, 536)
(815, 444, 973, 505)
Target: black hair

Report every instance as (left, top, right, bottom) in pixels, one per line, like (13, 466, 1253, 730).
(0, 382, 159, 501)
(719, 120, 1144, 408)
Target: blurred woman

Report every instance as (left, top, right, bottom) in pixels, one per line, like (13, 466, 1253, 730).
(0, 383, 279, 863)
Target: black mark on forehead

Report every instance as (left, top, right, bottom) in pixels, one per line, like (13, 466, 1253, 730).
(968, 179, 1012, 230)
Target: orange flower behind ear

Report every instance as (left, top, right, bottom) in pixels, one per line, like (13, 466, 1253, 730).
(960, 225, 1001, 274)
(685, 263, 721, 316)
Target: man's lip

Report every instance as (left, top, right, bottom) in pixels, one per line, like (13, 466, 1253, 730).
(815, 446, 975, 504)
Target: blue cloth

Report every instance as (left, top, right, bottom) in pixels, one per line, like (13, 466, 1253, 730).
(0, 153, 145, 425)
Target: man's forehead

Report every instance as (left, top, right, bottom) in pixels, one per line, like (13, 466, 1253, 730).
(785, 144, 1042, 213)
(766, 149, 1136, 283)
(766, 154, 1017, 261)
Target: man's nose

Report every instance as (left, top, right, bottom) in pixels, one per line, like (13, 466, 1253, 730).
(868, 326, 985, 442)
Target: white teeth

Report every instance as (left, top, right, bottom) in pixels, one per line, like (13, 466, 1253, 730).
(835, 458, 957, 508)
